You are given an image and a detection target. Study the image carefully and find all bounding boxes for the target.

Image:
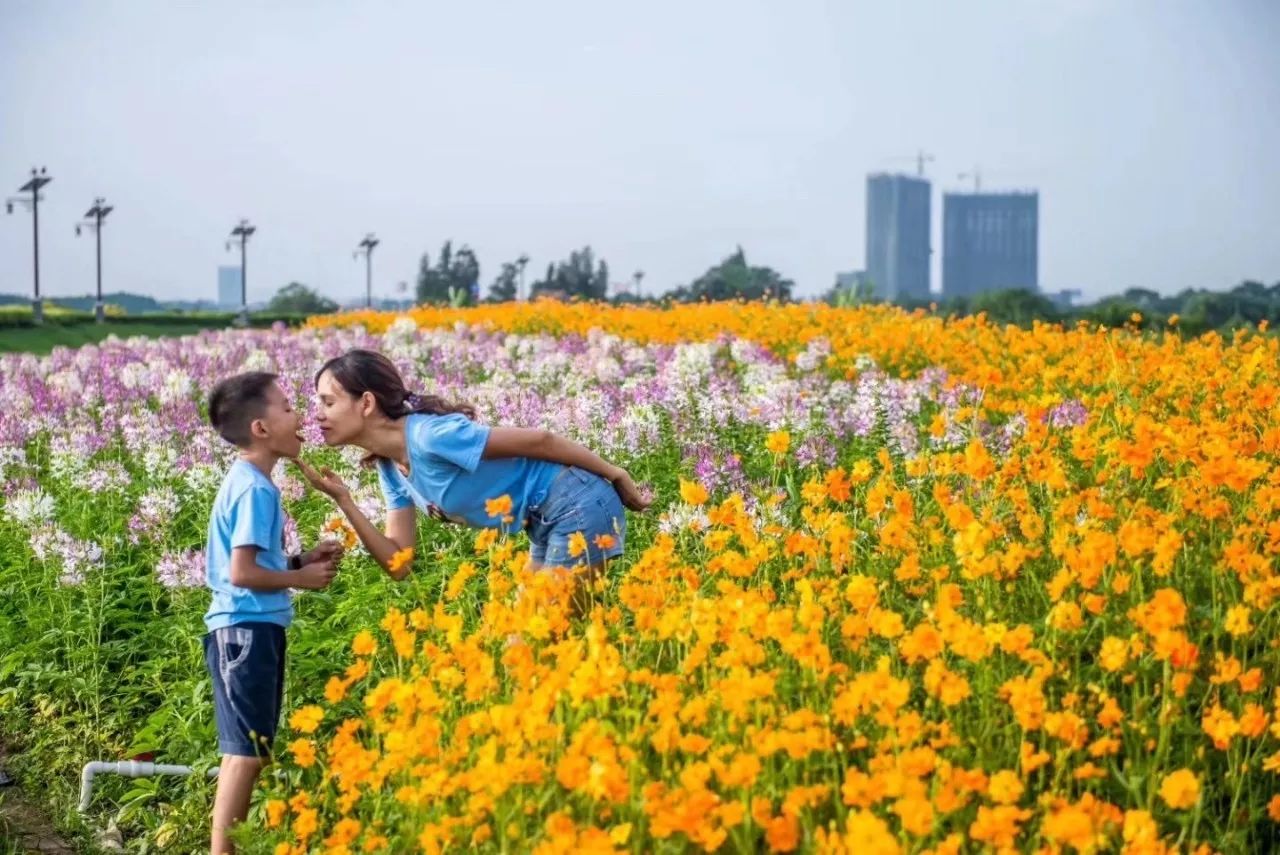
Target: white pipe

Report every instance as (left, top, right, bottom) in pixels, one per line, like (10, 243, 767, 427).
(78, 761, 219, 812)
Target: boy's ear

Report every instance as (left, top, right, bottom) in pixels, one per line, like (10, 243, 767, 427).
(250, 417, 269, 439)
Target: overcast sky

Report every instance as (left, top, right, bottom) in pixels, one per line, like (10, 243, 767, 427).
(2, 0, 1277, 304)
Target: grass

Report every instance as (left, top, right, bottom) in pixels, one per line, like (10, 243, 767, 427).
(0, 322, 231, 354)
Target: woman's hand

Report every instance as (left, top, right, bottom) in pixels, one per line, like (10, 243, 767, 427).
(295, 459, 352, 503)
(610, 469, 651, 512)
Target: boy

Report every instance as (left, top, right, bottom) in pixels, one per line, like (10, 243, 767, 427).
(204, 372, 341, 854)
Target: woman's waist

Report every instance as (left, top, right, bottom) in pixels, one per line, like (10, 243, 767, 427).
(525, 465, 613, 523)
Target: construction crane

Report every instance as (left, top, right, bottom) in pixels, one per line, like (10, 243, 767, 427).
(957, 167, 983, 192)
(957, 166, 1043, 193)
(883, 150, 935, 178)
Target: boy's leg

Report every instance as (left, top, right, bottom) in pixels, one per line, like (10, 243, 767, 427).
(204, 625, 286, 855)
(211, 755, 265, 854)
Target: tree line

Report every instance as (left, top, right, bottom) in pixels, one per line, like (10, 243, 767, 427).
(846, 281, 1280, 337)
(20, 237, 1270, 336)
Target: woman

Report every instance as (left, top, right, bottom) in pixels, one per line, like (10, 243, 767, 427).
(295, 349, 649, 585)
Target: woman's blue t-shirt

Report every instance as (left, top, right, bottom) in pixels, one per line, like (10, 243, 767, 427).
(375, 413, 562, 532)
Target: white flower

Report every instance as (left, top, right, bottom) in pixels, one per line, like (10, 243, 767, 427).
(240, 349, 274, 372)
(386, 316, 419, 340)
(118, 362, 152, 390)
(84, 463, 133, 494)
(5, 488, 55, 526)
(0, 446, 27, 474)
(47, 370, 84, 397)
(29, 525, 103, 586)
(158, 369, 193, 405)
(181, 462, 222, 495)
(656, 504, 709, 535)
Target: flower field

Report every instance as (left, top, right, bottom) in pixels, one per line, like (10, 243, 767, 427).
(2, 302, 1279, 853)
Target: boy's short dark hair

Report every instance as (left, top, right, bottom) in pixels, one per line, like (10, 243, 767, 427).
(208, 372, 279, 447)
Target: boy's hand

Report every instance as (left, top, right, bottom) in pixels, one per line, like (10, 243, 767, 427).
(294, 559, 338, 590)
(295, 460, 351, 502)
(610, 469, 652, 512)
(302, 540, 344, 566)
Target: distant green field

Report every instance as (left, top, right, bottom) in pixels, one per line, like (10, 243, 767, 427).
(0, 321, 229, 354)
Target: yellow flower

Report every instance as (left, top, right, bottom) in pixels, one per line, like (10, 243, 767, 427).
(679, 478, 709, 506)
(351, 630, 378, 657)
(264, 799, 286, 828)
(1159, 768, 1200, 809)
(987, 770, 1024, 805)
(387, 547, 414, 574)
(1098, 636, 1128, 672)
(1224, 605, 1252, 637)
(324, 676, 348, 704)
(288, 705, 324, 734)
(567, 531, 588, 558)
(765, 430, 791, 455)
(288, 737, 316, 769)
(485, 494, 513, 518)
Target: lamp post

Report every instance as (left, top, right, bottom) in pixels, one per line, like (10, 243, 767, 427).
(226, 219, 256, 325)
(354, 233, 379, 308)
(75, 198, 114, 322)
(516, 253, 529, 301)
(5, 167, 53, 324)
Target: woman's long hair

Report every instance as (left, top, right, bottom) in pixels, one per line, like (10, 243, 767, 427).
(315, 348, 475, 465)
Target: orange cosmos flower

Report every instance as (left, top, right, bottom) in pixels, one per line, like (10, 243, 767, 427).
(351, 630, 377, 657)
(485, 493, 513, 519)
(679, 479, 709, 506)
(288, 705, 324, 734)
(1159, 769, 1200, 809)
(765, 430, 791, 455)
(387, 546, 414, 573)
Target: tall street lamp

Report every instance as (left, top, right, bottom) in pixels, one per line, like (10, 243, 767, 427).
(76, 197, 114, 323)
(226, 219, 256, 325)
(354, 233, 379, 308)
(5, 167, 53, 324)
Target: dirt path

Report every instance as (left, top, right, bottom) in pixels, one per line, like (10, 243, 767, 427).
(0, 743, 78, 855)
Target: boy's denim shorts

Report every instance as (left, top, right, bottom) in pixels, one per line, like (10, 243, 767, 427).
(526, 466, 626, 568)
(203, 622, 286, 757)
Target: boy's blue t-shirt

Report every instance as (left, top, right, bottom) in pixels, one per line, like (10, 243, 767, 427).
(204, 460, 293, 632)
(375, 413, 562, 532)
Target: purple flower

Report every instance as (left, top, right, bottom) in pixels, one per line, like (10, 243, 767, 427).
(29, 526, 103, 586)
(155, 549, 207, 589)
(1046, 399, 1089, 428)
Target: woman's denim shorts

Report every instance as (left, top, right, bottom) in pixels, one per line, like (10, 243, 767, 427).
(526, 466, 626, 568)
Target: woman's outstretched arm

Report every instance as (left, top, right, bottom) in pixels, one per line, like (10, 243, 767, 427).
(295, 460, 418, 580)
(482, 427, 651, 511)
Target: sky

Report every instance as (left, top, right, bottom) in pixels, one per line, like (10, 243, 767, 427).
(1, 0, 1278, 304)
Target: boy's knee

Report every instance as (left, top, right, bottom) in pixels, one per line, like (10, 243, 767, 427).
(221, 754, 266, 772)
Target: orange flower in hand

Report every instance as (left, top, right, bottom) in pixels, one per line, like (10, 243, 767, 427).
(388, 547, 414, 574)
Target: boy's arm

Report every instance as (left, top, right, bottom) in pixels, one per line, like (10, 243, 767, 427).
(229, 546, 335, 590)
